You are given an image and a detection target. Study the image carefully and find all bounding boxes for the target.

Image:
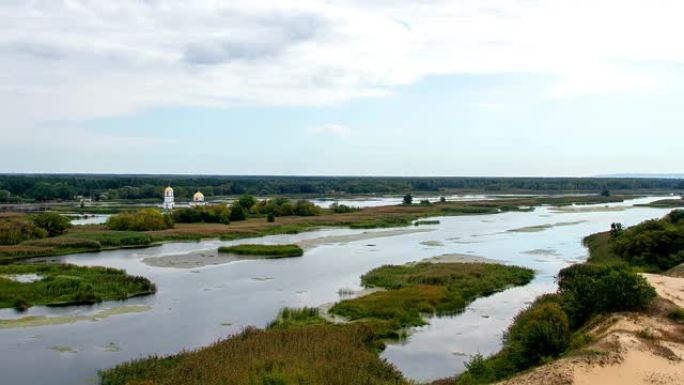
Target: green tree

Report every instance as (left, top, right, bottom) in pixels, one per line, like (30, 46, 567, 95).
(29, 212, 71, 236)
(230, 203, 246, 221)
(106, 209, 174, 231)
(402, 194, 413, 205)
(237, 195, 257, 211)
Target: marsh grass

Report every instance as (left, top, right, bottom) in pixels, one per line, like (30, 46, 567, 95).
(266, 307, 325, 329)
(218, 244, 304, 258)
(330, 262, 534, 327)
(0, 264, 156, 309)
(349, 216, 413, 229)
(99, 322, 409, 385)
(414, 220, 440, 226)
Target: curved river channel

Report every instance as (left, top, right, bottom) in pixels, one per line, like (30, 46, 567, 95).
(0, 197, 675, 385)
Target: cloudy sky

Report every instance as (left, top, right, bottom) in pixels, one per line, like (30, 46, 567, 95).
(1, 0, 683, 176)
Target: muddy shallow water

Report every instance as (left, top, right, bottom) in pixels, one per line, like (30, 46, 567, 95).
(0, 197, 674, 385)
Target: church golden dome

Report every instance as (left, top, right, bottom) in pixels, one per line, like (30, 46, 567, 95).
(164, 186, 173, 195)
(192, 191, 205, 202)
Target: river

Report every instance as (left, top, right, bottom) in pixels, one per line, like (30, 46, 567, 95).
(0, 196, 673, 384)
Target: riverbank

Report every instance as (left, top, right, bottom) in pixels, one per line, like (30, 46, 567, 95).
(0, 194, 628, 262)
(447, 210, 684, 385)
(494, 274, 684, 385)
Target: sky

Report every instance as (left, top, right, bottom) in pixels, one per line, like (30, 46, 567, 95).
(1, 0, 684, 176)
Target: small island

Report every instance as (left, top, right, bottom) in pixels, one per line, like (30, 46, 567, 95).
(218, 244, 304, 259)
(0, 263, 156, 310)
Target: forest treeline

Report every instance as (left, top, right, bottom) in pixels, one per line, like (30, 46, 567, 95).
(0, 174, 682, 202)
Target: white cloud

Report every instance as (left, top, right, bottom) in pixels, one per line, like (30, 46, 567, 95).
(1, 0, 684, 132)
(306, 123, 353, 136)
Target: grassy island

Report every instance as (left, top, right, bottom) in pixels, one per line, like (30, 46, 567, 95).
(330, 262, 534, 327)
(218, 244, 304, 258)
(100, 261, 534, 385)
(0, 264, 156, 309)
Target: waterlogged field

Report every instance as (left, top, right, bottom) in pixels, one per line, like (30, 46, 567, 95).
(0, 197, 674, 385)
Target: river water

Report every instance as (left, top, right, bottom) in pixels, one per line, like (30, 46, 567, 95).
(0, 197, 674, 385)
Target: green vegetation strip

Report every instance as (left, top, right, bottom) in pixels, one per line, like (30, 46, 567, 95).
(330, 262, 534, 327)
(0, 264, 156, 309)
(218, 244, 303, 258)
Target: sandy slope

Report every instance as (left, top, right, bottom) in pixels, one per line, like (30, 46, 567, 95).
(498, 274, 684, 385)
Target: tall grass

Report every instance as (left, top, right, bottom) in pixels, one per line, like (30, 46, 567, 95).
(218, 244, 304, 258)
(0, 263, 156, 309)
(100, 322, 408, 385)
(331, 263, 534, 327)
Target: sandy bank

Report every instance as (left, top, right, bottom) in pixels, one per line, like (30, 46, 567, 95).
(297, 228, 434, 250)
(0, 305, 151, 329)
(497, 274, 684, 385)
(143, 228, 435, 269)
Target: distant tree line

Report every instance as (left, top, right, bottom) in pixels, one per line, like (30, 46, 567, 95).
(0, 174, 682, 202)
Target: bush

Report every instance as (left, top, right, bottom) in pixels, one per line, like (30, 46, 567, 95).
(173, 205, 230, 224)
(237, 195, 257, 210)
(0, 219, 47, 245)
(612, 211, 684, 270)
(329, 202, 358, 213)
(29, 212, 71, 236)
(667, 308, 684, 323)
(267, 212, 275, 222)
(558, 264, 656, 328)
(293, 200, 320, 216)
(106, 209, 174, 231)
(504, 302, 570, 368)
(229, 203, 246, 221)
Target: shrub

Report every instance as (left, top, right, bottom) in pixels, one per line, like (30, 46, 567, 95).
(0, 219, 47, 245)
(173, 205, 230, 224)
(229, 203, 246, 221)
(237, 195, 257, 211)
(667, 308, 684, 323)
(558, 264, 656, 328)
(29, 212, 71, 236)
(267, 212, 275, 222)
(612, 212, 684, 270)
(329, 202, 358, 213)
(293, 200, 321, 216)
(106, 209, 174, 231)
(504, 302, 570, 368)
